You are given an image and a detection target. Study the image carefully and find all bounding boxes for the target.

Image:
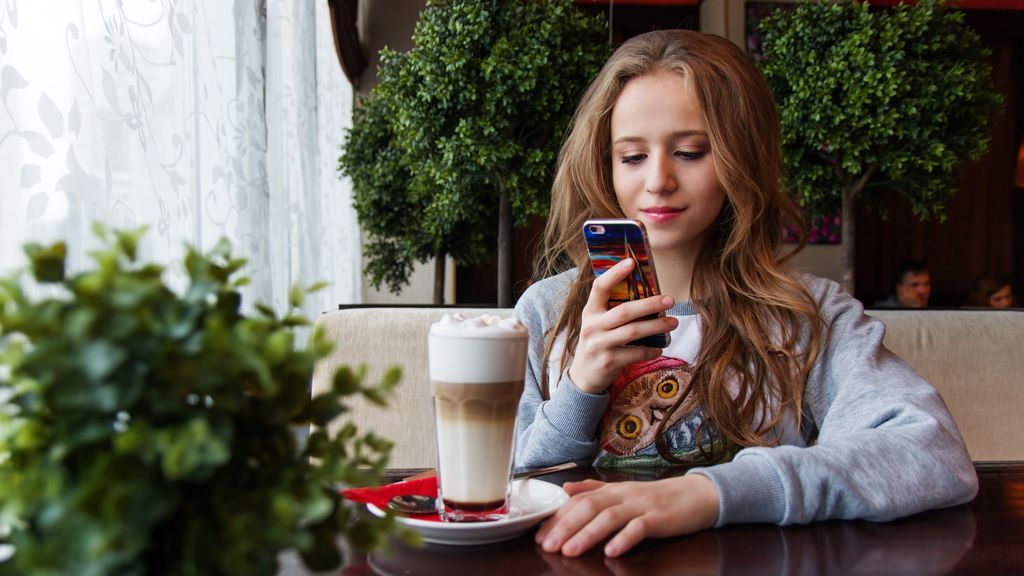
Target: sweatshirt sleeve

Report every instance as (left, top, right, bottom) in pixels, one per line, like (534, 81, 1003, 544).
(512, 273, 609, 469)
(687, 276, 978, 526)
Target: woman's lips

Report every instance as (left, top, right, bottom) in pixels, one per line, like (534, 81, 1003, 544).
(640, 206, 685, 222)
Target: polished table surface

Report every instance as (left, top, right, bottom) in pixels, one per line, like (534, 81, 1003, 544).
(293, 462, 1024, 575)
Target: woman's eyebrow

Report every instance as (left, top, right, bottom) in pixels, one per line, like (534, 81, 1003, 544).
(612, 130, 708, 145)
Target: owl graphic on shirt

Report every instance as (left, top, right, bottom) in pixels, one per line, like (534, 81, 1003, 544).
(597, 356, 702, 462)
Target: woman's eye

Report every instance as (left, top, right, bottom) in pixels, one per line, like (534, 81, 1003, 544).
(675, 150, 705, 161)
(621, 154, 646, 165)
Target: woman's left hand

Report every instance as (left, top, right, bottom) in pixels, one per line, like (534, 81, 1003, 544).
(535, 474, 720, 557)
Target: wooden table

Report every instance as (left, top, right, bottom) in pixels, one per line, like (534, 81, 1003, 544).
(286, 462, 1024, 575)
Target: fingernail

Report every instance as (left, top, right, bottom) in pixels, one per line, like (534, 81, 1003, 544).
(661, 295, 674, 307)
(543, 535, 560, 551)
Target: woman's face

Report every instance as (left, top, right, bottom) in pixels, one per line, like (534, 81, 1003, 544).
(989, 284, 1013, 308)
(609, 70, 725, 258)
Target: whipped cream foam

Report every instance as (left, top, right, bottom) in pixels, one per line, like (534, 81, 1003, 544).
(428, 314, 528, 384)
(428, 313, 527, 338)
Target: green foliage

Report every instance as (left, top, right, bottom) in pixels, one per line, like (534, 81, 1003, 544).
(759, 0, 1003, 220)
(339, 0, 609, 293)
(0, 226, 403, 575)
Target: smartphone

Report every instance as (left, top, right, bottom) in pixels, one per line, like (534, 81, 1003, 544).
(582, 219, 671, 348)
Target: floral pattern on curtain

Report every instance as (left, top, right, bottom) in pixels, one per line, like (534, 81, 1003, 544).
(0, 0, 360, 318)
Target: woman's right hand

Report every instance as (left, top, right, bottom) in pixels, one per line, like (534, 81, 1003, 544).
(568, 258, 678, 395)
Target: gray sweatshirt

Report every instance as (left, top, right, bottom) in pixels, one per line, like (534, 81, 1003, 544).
(513, 269, 977, 527)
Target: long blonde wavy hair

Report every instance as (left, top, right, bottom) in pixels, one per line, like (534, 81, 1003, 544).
(536, 30, 823, 464)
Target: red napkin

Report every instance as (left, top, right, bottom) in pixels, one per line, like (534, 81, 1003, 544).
(341, 476, 442, 522)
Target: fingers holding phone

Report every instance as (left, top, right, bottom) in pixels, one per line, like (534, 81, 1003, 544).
(571, 259, 678, 394)
(587, 258, 677, 339)
(588, 258, 673, 321)
(569, 220, 678, 395)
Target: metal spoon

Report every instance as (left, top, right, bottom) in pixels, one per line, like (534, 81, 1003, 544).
(387, 462, 578, 515)
(388, 493, 438, 515)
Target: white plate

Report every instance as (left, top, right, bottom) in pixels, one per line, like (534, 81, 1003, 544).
(366, 478, 568, 546)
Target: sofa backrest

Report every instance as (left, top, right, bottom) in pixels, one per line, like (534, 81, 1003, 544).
(865, 309, 1023, 462)
(312, 307, 1024, 467)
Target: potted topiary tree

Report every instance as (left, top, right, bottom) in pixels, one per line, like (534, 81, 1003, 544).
(339, 0, 609, 305)
(0, 226, 404, 575)
(758, 0, 1003, 293)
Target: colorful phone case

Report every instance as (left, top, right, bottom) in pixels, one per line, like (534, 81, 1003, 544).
(583, 219, 670, 348)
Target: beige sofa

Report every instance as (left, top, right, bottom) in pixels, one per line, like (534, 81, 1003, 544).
(311, 307, 1024, 468)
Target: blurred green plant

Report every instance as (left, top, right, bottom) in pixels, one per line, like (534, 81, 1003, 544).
(339, 0, 609, 305)
(0, 225, 404, 575)
(758, 0, 1002, 291)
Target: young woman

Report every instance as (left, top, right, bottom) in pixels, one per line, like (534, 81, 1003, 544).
(512, 30, 976, 557)
(966, 271, 1014, 308)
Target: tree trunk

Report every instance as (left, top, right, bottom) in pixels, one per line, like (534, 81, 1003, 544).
(840, 164, 878, 296)
(840, 187, 856, 295)
(497, 182, 513, 308)
(433, 250, 446, 305)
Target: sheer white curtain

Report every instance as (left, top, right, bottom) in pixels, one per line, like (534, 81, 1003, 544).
(0, 0, 360, 318)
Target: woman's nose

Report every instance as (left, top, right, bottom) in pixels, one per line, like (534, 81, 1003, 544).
(645, 153, 677, 195)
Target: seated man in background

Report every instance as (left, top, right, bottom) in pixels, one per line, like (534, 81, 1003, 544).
(875, 259, 932, 308)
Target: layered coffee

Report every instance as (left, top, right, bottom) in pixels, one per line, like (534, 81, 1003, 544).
(428, 314, 528, 522)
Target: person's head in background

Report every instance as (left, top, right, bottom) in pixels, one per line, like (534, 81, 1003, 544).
(893, 259, 931, 307)
(966, 272, 1014, 308)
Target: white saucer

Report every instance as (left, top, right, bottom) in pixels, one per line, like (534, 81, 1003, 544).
(366, 478, 568, 546)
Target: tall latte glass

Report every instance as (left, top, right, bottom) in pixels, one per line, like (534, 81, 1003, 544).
(428, 314, 528, 522)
